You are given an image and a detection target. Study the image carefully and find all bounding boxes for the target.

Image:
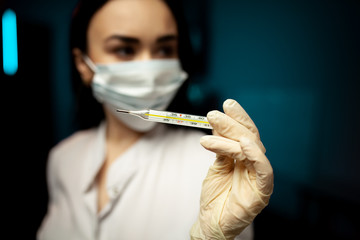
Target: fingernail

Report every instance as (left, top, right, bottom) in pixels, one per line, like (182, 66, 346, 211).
(200, 135, 211, 145)
(224, 99, 236, 107)
(207, 110, 219, 120)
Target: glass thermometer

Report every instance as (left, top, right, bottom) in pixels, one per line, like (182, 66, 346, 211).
(116, 109, 213, 129)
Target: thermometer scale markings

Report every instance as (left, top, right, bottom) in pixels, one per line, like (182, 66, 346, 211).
(145, 113, 209, 124)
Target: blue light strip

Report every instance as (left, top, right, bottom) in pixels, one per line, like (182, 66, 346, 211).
(2, 9, 18, 76)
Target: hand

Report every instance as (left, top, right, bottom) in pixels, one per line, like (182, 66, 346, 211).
(190, 99, 274, 240)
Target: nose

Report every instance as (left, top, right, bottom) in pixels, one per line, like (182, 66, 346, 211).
(136, 49, 152, 61)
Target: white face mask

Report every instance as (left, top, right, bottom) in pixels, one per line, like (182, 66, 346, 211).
(84, 56, 188, 132)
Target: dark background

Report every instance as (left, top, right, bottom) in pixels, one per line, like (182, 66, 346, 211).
(1, 0, 359, 239)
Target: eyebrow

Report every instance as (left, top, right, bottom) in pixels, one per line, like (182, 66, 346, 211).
(157, 34, 178, 43)
(105, 35, 139, 44)
(104, 34, 178, 44)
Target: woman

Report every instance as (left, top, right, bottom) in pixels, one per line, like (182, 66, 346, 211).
(37, 0, 273, 239)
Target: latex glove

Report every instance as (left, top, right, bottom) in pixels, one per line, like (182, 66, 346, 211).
(190, 99, 274, 240)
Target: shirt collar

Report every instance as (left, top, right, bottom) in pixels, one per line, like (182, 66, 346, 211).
(82, 121, 107, 193)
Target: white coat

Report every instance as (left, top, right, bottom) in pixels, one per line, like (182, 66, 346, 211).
(37, 122, 253, 240)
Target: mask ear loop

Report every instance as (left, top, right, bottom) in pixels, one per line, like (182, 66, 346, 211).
(82, 55, 97, 73)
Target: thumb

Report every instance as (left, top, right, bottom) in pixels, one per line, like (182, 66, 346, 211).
(239, 137, 274, 196)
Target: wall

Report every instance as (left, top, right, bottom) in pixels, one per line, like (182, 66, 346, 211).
(202, 0, 359, 238)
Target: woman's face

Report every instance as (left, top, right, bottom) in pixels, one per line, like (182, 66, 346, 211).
(88, 0, 178, 63)
(74, 0, 179, 83)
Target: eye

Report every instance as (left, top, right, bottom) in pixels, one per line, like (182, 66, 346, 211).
(114, 46, 136, 59)
(155, 45, 177, 58)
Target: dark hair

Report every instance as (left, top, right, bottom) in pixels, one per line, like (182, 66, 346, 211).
(70, 0, 196, 130)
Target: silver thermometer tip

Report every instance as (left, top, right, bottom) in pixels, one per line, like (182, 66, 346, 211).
(116, 109, 130, 114)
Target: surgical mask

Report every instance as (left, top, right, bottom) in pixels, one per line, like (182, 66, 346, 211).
(83, 56, 188, 132)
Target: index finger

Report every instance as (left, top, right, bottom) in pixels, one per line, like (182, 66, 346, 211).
(207, 110, 266, 153)
(223, 99, 260, 139)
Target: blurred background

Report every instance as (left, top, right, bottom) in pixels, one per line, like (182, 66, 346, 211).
(2, 0, 359, 239)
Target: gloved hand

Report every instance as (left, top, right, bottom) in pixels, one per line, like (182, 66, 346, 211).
(190, 99, 274, 240)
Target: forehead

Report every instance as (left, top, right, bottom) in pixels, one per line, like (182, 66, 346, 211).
(88, 0, 178, 40)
